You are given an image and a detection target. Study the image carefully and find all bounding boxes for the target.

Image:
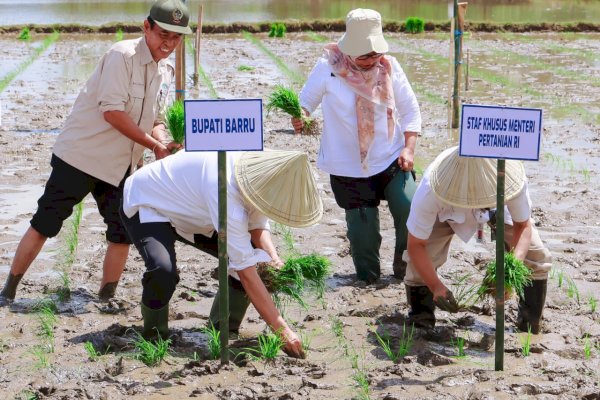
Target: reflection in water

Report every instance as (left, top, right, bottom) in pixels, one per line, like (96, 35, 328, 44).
(0, 0, 599, 25)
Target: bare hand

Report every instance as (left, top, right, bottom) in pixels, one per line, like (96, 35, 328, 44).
(398, 147, 414, 171)
(433, 288, 460, 313)
(291, 117, 304, 135)
(281, 329, 306, 359)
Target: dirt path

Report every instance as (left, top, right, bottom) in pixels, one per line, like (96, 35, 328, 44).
(0, 32, 599, 399)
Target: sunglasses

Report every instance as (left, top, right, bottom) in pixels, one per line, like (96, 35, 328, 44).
(355, 52, 385, 61)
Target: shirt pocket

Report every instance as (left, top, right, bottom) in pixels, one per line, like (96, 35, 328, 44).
(126, 83, 145, 125)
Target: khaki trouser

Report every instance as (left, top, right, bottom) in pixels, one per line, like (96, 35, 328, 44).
(404, 218, 552, 287)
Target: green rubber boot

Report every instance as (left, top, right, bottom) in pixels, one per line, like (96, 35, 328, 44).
(141, 303, 169, 340)
(209, 277, 251, 334)
(345, 207, 382, 284)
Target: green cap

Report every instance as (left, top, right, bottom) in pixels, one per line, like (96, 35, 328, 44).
(149, 0, 193, 35)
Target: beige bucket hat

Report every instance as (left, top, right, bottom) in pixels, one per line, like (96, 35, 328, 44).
(338, 8, 389, 57)
(429, 147, 526, 208)
(235, 150, 323, 228)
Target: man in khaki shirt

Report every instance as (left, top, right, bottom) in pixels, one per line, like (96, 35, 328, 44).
(0, 0, 192, 305)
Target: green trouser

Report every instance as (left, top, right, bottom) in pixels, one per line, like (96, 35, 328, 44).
(346, 207, 382, 283)
(208, 277, 251, 334)
(385, 171, 416, 280)
(141, 303, 169, 339)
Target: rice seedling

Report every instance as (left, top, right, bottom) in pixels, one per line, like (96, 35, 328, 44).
(0, 30, 60, 93)
(33, 297, 58, 314)
(266, 85, 317, 135)
(451, 334, 467, 358)
(519, 326, 532, 357)
(133, 333, 171, 366)
(589, 296, 597, 314)
(557, 269, 565, 288)
(115, 28, 123, 42)
(243, 332, 285, 361)
(258, 254, 331, 308)
(17, 390, 38, 400)
(237, 65, 255, 71)
(450, 272, 480, 309)
(242, 31, 304, 85)
(272, 221, 297, 256)
(583, 334, 593, 360)
(18, 27, 31, 41)
(352, 368, 371, 400)
(36, 305, 57, 353)
(331, 316, 344, 342)
(268, 22, 287, 38)
(165, 99, 185, 144)
(565, 276, 580, 304)
(299, 329, 314, 354)
(84, 341, 102, 361)
(371, 322, 414, 362)
(30, 345, 50, 369)
(405, 17, 425, 34)
(54, 200, 83, 301)
(200, 322, 221, 360)
(479, 252, 532, 300)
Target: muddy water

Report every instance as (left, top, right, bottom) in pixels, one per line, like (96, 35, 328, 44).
(2, 0, 600, 26)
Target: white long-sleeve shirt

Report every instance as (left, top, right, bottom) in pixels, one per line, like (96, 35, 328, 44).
(122, 151, 271, 273)
(300, 56, 421, 178)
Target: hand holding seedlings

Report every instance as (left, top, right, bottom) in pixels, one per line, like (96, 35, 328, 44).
(433, 289, 460, 313)
(291, 109, 310, 135)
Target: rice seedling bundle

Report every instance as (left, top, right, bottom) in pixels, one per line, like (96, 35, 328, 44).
(405, 17, 425, 34)
(165, 99, 185, 144)
(479, 252, 532, 299)
(268, 23, 287, 38)
(257, 254, 331, 308)
(266, 85, 319, 135)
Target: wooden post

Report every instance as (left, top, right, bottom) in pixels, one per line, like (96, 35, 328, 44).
(495, 159, 506, 371)
(218, 151, 229, 363)
(175, 1, 187, 101)
(451, 2, 468, 128)
(193, 4, 203, 89)
(447, 17, 455, 129)
(465, 48, 470, 91)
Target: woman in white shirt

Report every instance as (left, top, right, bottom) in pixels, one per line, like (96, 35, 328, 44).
(404, 147, 551, 333)
(292, 9, 422, 283)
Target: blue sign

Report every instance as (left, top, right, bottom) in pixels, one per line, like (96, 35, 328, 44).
(459, 104, 542, 160)
(184, 99, 263, 151)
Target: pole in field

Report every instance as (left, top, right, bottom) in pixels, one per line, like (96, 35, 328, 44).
(452, 2, 468, 129)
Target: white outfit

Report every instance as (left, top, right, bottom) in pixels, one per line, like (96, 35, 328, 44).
(123, 150, 271, 273)
(300, 56, 421, 178)
(407, 149, 531, 242)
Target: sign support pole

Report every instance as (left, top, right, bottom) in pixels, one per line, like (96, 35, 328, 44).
(494, 159, 506, 371)
(218, 151, 229, 363)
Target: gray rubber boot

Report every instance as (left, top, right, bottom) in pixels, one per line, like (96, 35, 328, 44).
(406, 285, 436, 329)
(517, 279, 547, 334)
(345, 207, 382, 284)
(141, 303, 170, 340)
(0, 273, 24, 305)
(209, 278, 251, 334)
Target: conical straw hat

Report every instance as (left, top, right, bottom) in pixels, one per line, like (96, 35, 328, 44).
(430, 147, 526, 208)
(235, 150, 323, 228)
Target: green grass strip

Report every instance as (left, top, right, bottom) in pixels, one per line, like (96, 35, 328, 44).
(305, 31, 328, 43)
(0, 31, 60, 93)
(242, 31, 305, 85)
(184, 37, 218, 99)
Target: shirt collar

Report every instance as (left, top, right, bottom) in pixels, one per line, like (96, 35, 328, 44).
(138, 36, 155, 66)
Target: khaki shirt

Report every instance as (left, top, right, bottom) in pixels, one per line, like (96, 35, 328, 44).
(53, 37, 173, 187)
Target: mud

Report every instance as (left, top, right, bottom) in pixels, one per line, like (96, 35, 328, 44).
(0, 31, 599, 399)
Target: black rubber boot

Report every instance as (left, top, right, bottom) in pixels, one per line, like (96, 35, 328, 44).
(209, 277, 251, 335)
(345, 207, 382, 284)
(517, 279, 547, 334)
(406, 285, 436, 329)
(392, 251, 407, 280)
(98, 281, 119, 302)
(0, 273, 24, 305)
(141, 303, 170, 340)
